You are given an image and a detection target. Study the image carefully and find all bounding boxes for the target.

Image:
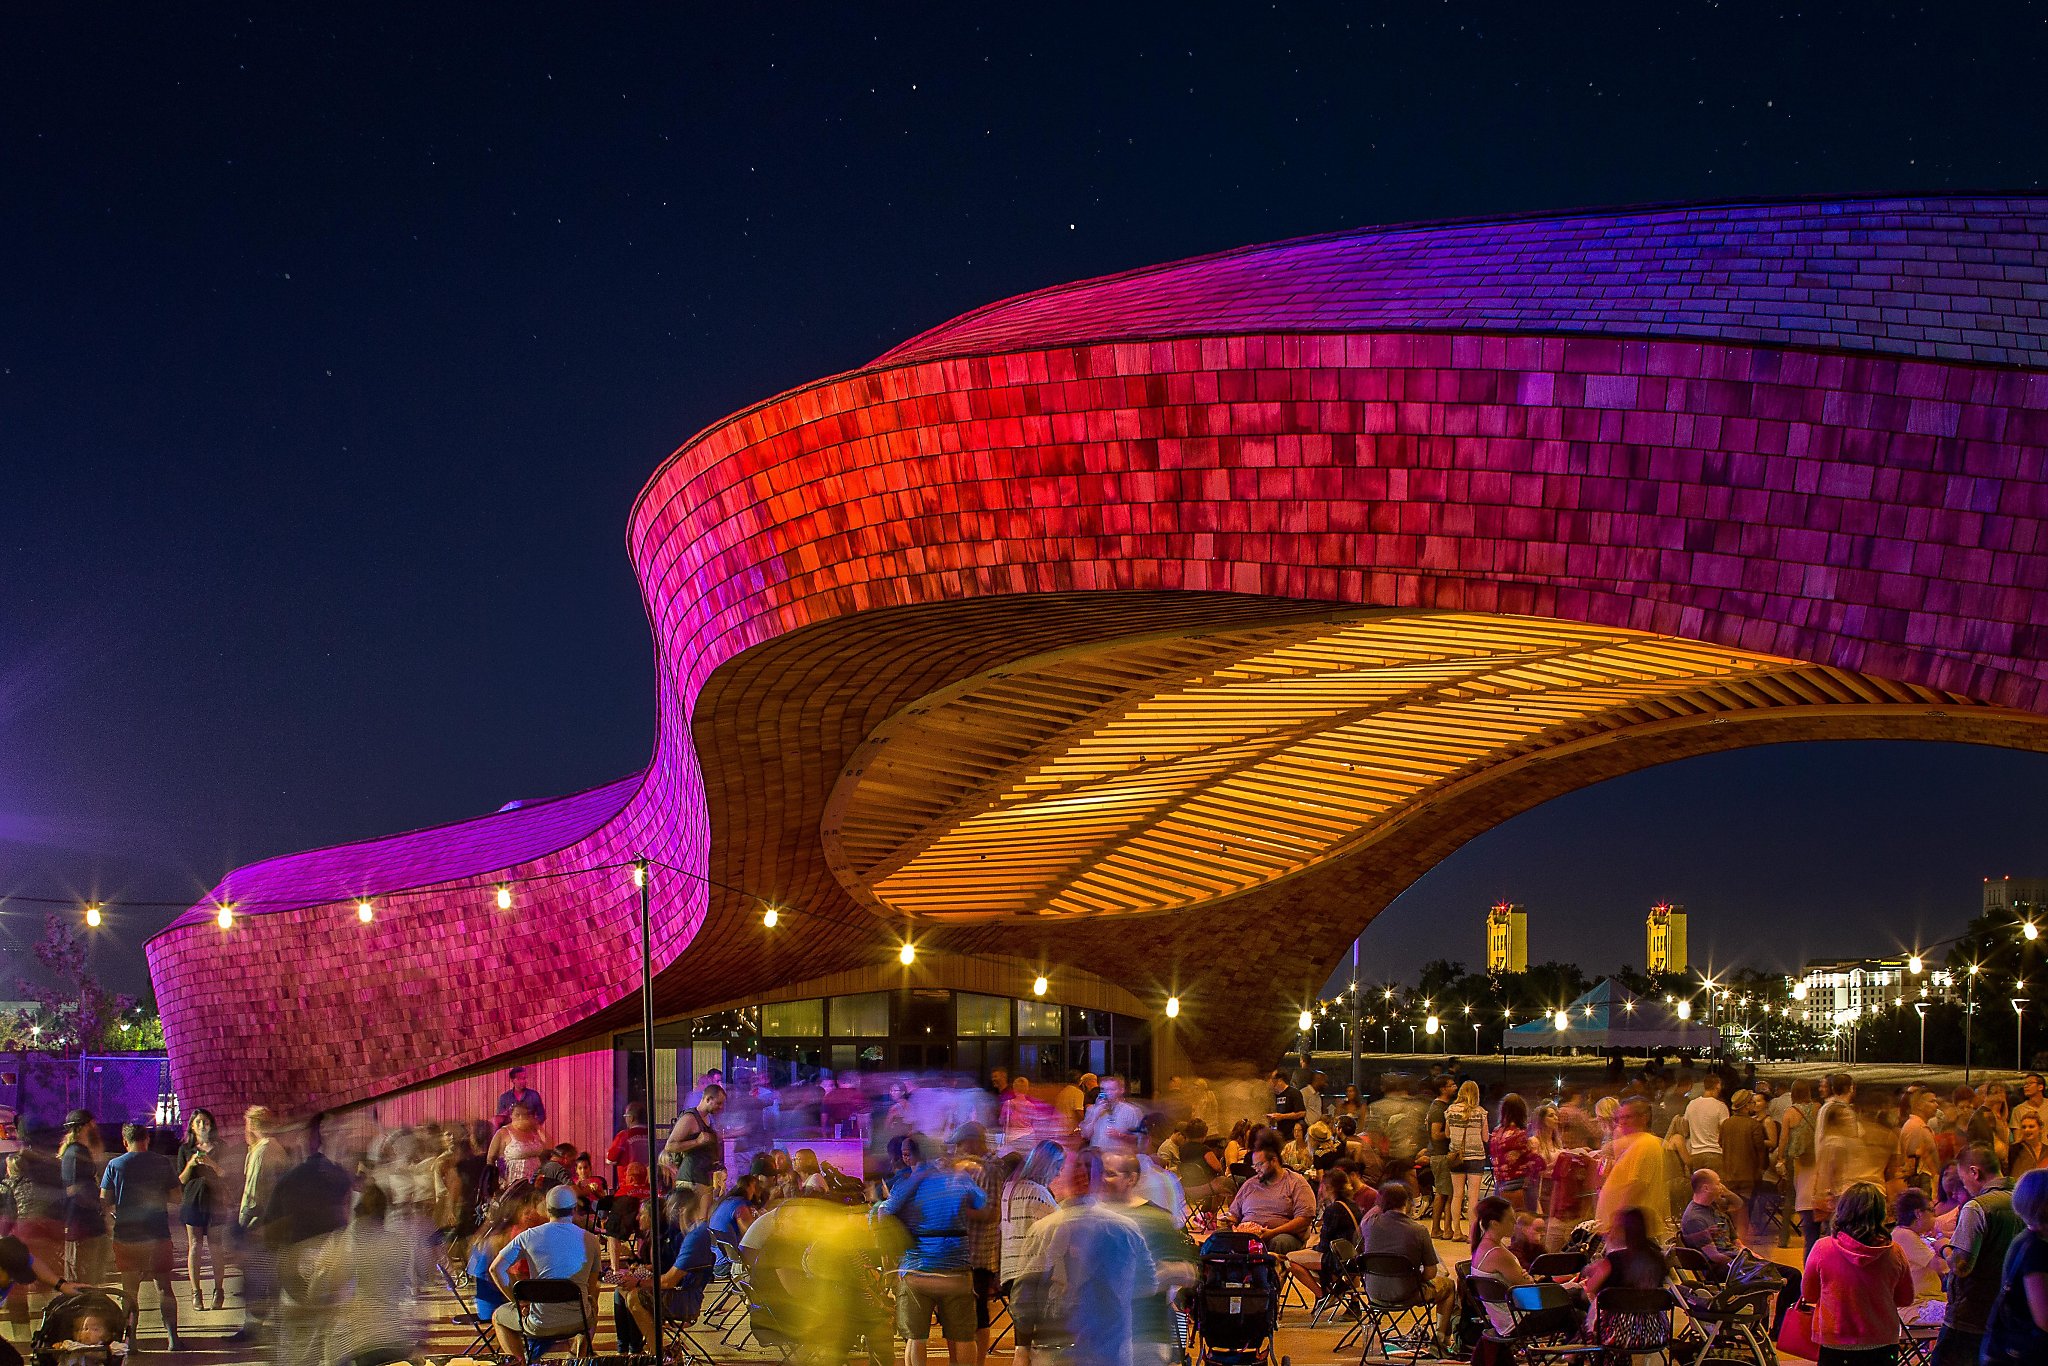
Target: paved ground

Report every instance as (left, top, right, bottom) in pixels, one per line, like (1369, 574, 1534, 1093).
(0, 1230, 1829, 1366)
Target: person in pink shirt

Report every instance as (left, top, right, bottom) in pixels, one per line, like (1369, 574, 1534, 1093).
(1802, 1181, 1914, 1364)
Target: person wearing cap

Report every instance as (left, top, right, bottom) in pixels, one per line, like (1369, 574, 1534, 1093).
(495, 1066, 546, 1128)
(489, 1181, 598, 1356)
(57, 1110, 108, 1287)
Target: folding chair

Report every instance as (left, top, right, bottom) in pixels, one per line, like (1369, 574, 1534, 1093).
(507, 1277, 594, 1363)
(436, 1242, 497, 1360)
(988, 1281, 1015, 1350)
(658, 1266, 718, 1366)
(1682, 1278, 1782, 1366)
(1592, 1286, 1683, 1366)
(1308, 1238, 1361, 1328)
(701, 1240, 751, 1335)
(1352, 1253, 1439, 1363)
(1528, 1251, 1587, 1279)
(1470, 1276, 1602, 1366)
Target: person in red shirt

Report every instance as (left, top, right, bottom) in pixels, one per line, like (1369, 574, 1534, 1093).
(1802, 1181, 1913, 1362)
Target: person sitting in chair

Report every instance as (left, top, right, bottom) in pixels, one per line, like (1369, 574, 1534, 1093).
(489, 1183, 598, 1359)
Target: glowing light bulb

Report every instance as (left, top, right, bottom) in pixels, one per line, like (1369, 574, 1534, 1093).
(762, 906, 779, 928)
(1677, 1000, 1694, 1021)
(1553, 1010, 1569, 1031)
(1909, 954, 1924, 974)
(1165, 996, 1180, 1019)
(1425, 1015, 1439, 1035)
(632, 864, 647, 888)
(1298, 1009, 1314, 1032)
(495, 885, 512, 910)
(2027, 922, 2041, 942)
(215, 906, 234, 930)
(356, 900, 374, 923)
(84, 905, 102, 928)
(1032, 975, 1047, 997)
(898, 942, 916, 965)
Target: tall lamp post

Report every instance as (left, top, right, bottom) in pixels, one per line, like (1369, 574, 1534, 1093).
(1966, 963, 1981, 1084)
(1914, 1001, 1930, 1066)
(2016, 995, 2031, 1071)
(635, 857, 664, 1358)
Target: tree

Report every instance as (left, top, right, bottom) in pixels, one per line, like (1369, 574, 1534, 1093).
(11, 913, 136, 1056)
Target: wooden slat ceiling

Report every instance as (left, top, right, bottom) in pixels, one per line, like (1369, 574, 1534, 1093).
(822, 610, 1984, 922)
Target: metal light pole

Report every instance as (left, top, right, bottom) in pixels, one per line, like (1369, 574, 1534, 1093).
(2016, 998, 2031, 1071)
(1966, 967, 1979, 1084)
(638, 857, 663, 1358)
(1914, 1002, 1929, 1067)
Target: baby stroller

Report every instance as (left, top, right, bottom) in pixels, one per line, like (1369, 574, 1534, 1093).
(1189, 1232, 1288, 1366)
(30, 1288, 132, 1366)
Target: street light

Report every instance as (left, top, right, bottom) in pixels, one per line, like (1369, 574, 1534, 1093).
(2016, 996, 2031, 1069)
(1914, 1000, 1930, 1066)
(1968, 962, 1982, 1083)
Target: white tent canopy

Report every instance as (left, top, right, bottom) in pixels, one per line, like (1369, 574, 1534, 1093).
(1503, 978, 1719, 1051)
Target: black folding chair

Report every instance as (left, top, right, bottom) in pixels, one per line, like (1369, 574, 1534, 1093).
(1469, 1276, 1602, 1366)
(1308, 1238, 1361, 1328)
(1352, 1253, 1438, 1363)
(1528, 1251, 1587, 1279)
(436, 1242, 497, 1360)
(1592, 1286, 1682, 1366)
(507, 1277, 594, 1363)
(658, 1266, 718, 1366)
(1682, 1277, 1782, 1366)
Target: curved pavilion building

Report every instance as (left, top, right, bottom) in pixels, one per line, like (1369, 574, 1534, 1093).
(148, 197, 2048, 1148)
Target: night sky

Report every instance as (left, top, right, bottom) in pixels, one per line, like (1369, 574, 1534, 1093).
(8, 6, 2048, 997)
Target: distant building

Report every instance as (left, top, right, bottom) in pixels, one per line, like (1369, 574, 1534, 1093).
(1790, 957, 1957, 1028)
(1486, 902, 1529, 974)
(1984, 876, 2048, 920)
(1647, 903, 1688, 974)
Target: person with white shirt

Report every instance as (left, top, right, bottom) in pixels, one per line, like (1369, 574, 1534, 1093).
(1683, 1073, 1731, 1174)
(1079, 1076, 1145, 1149)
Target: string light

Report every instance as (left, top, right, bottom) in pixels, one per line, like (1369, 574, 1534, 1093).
(1298, 1009, 1314, 1032)
(495, 885, 512, 910)
(1677, 1000, 1694, 1021)
(356, 900, 374, 923)
(1553, 1009, 1569, 1031)
(1165, 996, 1180, 1019)
(898, 942, 916, 965)
(215, 906, 235, 930)
(1909, 954, 1924, 974)
(1032, 975, 1047, 997)
(84, 905, 102, 929)
(1425, 1014, 1440, 1035)
(2026, 921, 2041, 942)
(762, 906, 780, 928)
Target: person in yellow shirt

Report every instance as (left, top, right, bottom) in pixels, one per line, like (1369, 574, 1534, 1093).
(1596, 1097, 1671, 1242)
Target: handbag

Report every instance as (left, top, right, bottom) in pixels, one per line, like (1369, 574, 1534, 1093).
(1773, 1301, 1819, 1360)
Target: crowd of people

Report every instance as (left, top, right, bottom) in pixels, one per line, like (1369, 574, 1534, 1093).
(0, 1059, 2046, 1366)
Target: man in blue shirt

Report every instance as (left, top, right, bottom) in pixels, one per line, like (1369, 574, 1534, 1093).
(880, 1136, 992, 1366)
(100, 1125, 180, 1351)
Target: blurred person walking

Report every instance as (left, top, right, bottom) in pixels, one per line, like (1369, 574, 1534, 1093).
(1101, 1150, 1195, 1366)
(1010, 1148, 1157, 1366)
(57, 1111, 107, 1288)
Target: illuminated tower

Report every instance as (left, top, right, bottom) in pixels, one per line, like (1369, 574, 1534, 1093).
(1486, 902, 1529, 974)
(1647, 902, 1688, 974)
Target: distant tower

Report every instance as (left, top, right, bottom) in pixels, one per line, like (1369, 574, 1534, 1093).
(1647, 902, 1688, 974)
(1486, 902, 1529, 974)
